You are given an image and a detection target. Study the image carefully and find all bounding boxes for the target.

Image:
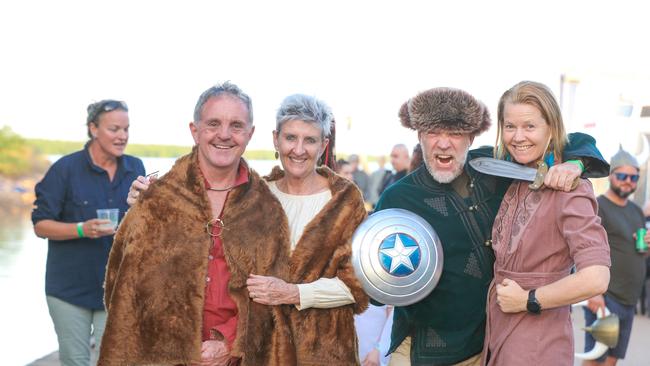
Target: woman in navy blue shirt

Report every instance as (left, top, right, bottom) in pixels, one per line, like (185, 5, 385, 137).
(32, 100, 145, 366)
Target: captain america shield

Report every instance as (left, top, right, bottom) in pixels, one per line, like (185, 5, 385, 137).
(352, 208, 443, 306)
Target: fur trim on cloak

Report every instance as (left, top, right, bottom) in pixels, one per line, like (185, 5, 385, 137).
(99, 148, 293, 366)
(265, 166, 369, 366)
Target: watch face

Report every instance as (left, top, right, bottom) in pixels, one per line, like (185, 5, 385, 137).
(527, 301, 541, 314)
(527, 289, 541, 314)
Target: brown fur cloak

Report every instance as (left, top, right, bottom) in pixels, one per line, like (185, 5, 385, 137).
(98, 149, 292, 366)
(265, 166, 370, 366)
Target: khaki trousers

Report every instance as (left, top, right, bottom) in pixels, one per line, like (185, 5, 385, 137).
(388, 336, 481, 366)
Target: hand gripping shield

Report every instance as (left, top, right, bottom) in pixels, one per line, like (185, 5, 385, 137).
(352, 208, 443, 306)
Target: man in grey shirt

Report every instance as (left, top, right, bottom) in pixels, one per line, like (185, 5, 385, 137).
(583, 147, 649, 366)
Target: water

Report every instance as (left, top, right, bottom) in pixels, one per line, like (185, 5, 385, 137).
(0, 212, 56, 366)
(0, 156, 279, 365)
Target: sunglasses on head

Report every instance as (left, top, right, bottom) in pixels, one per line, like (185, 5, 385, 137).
(613, 172, 640, 182)
(87, 100, 128, 123)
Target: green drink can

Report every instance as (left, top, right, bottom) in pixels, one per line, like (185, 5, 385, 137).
(636, 228, 648, 253)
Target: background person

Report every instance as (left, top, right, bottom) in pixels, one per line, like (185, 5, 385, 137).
(583, 147, 649, 366)
(379, 144, 410, 194)
(483, 80, 610, 366)
(336, 159, 355, 181)
(246, 94, 369, 365)
(367, 155, 390, 207)
(32, 99, 144, 366)
(349, 153, 370, 200)
(355, 304, 393, 366)
(408, 144, 423, 173)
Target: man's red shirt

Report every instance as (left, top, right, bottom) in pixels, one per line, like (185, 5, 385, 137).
(201, 162, 249, 345)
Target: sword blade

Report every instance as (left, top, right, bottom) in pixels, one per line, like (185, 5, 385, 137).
(469, 157, 538, 182)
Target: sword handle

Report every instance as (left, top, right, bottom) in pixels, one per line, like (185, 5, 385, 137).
(529, 162, 581, 191)
(571, 177, 580, 190)
(528, 161, 548, 190)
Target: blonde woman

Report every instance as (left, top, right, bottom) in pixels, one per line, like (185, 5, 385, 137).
(482, 81, 611, 366)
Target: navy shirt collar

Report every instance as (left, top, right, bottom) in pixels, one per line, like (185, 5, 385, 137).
(83, 141, 137, 175)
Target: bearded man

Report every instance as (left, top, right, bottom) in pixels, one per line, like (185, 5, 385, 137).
(374, 87, 609, 366)
(583, 147, 649, 366)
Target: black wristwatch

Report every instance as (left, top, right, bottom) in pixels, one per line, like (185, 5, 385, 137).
(526, 289, 541, 315)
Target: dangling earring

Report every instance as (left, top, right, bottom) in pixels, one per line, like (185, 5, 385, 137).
(274, 151, 279, 159)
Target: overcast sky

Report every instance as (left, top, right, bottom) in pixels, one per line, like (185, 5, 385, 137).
(1, 0, 649, 156)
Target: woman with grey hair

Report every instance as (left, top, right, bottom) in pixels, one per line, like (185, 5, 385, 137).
(245, 94, 369, 365)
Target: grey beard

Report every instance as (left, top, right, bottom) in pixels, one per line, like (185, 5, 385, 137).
(426, 163, 462, 183)
(424, 150, 468, 184)
(611, 185, 634, 199)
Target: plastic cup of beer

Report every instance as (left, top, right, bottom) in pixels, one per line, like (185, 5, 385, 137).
(97, 208, 119, 230)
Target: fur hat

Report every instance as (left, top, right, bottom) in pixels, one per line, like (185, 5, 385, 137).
(399, 87, 491, 136)
(610, 145, 639, 173)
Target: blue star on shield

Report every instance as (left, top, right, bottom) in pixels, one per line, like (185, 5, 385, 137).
(379, 233, 421, 277)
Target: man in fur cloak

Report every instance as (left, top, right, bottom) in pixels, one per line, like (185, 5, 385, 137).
(98, 82, 292, 366)
(374, 87, 609, 366)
